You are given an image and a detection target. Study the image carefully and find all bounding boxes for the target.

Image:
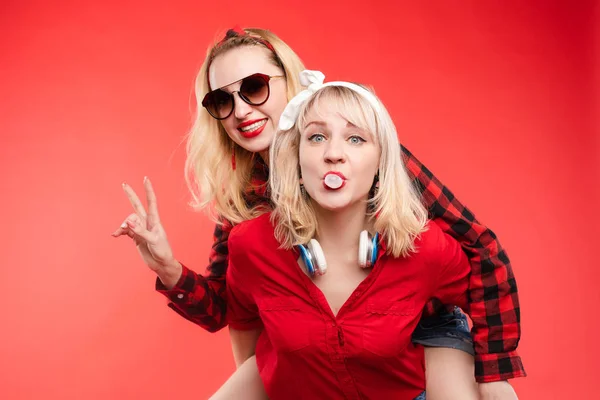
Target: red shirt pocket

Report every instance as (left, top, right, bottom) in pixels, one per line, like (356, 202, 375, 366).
(363, 296, 416, 358)
(258, 296, 311, 353)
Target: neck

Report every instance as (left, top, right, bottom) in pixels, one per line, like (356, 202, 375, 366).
(313, 200, 371, 262)
(259, 150, 269, 166)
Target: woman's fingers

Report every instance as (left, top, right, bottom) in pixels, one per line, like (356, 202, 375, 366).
(114, 179, 162, 244)
(111, 220, 129, 237)
(122, 182, 148, 219)
(144, 177, 161, 228)
(124, 214, 153, 243)
(112, 214, 144, 239)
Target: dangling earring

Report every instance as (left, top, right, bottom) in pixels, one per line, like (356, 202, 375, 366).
(369, 172, 379, 198)
(373, 172, 379, 196)
(368, 172, 379, 213)
(300, 184, 307, 198)
(231, 142, 236, 171)
(299, 174, 307, 198)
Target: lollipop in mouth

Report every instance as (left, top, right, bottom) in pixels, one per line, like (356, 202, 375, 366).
(323, 172, 346, 190)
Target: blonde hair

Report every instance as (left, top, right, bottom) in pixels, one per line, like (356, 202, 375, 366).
(270, 86, 429, 258)
(185, 28, 306, 224)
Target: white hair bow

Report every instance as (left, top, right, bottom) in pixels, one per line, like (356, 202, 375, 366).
(278, 70, 381, 131)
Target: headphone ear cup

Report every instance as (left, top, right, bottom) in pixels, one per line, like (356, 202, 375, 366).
(308, 239, 327, 275)
(297, 244, 315, 276)
(358, 230, 369, 268)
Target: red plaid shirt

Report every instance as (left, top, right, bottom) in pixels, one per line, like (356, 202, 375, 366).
(156, 146, 526, 383)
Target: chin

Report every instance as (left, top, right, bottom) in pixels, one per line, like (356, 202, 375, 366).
(238, 134, 273, 154)
(313, 198, 352, 211)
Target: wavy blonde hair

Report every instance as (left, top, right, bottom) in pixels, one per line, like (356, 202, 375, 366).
(185, 28, 306, 224)
(270, 86, 428, 258)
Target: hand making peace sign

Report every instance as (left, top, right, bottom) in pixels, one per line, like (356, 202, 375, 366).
(112, 177, 182, 287)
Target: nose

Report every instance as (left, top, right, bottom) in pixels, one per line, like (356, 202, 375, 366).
(324, 137, 346, 164)
(233, 92, 252, 119)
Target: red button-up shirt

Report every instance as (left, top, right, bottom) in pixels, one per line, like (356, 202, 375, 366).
(156, 145, 526, 382)
(226, 213, 471, 399)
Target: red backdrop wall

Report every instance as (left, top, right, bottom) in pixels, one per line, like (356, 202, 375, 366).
(1, 1, 597, 398)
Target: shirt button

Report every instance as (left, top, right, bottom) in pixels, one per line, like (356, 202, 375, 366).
(176, 294, 185, 299)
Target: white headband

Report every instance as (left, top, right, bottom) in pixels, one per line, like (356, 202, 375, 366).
(278, 70, 382, 131)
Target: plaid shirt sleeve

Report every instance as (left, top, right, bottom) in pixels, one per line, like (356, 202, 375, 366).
(401, 145, 526, 383)
(154, 157, 270, 333)
(154, 217, 233, 333)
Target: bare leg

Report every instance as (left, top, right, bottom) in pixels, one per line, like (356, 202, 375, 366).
(424, 347, 479, 400)
(209, 355, 268, 400)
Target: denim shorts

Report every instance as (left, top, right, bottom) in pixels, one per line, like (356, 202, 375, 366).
(414, 390, 426, 400)
(411, 306, 474, 356)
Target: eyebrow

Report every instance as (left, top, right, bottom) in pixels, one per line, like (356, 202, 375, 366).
(304, 121, 327, 129)
(303, 120, 375, 141)
(346, 121, 376, 141)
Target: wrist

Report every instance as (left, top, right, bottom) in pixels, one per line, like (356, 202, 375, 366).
(156, 259, 182, 289)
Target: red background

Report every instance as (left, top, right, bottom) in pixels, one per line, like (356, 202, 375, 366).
(1, 1, 598, 398)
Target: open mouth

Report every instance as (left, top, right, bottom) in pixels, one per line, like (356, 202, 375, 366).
(238, 119, 267, 138)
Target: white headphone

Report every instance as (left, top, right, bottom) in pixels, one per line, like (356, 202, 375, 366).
(297, 231, 380, 276)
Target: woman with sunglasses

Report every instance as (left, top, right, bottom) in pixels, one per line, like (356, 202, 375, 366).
(113, 28, 524, 398)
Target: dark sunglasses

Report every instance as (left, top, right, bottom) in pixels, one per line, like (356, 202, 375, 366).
(202, 73, 285, 120)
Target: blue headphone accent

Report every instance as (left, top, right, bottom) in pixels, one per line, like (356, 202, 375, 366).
(297, 243, 315, 276)
(370, 232, 379, 266)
